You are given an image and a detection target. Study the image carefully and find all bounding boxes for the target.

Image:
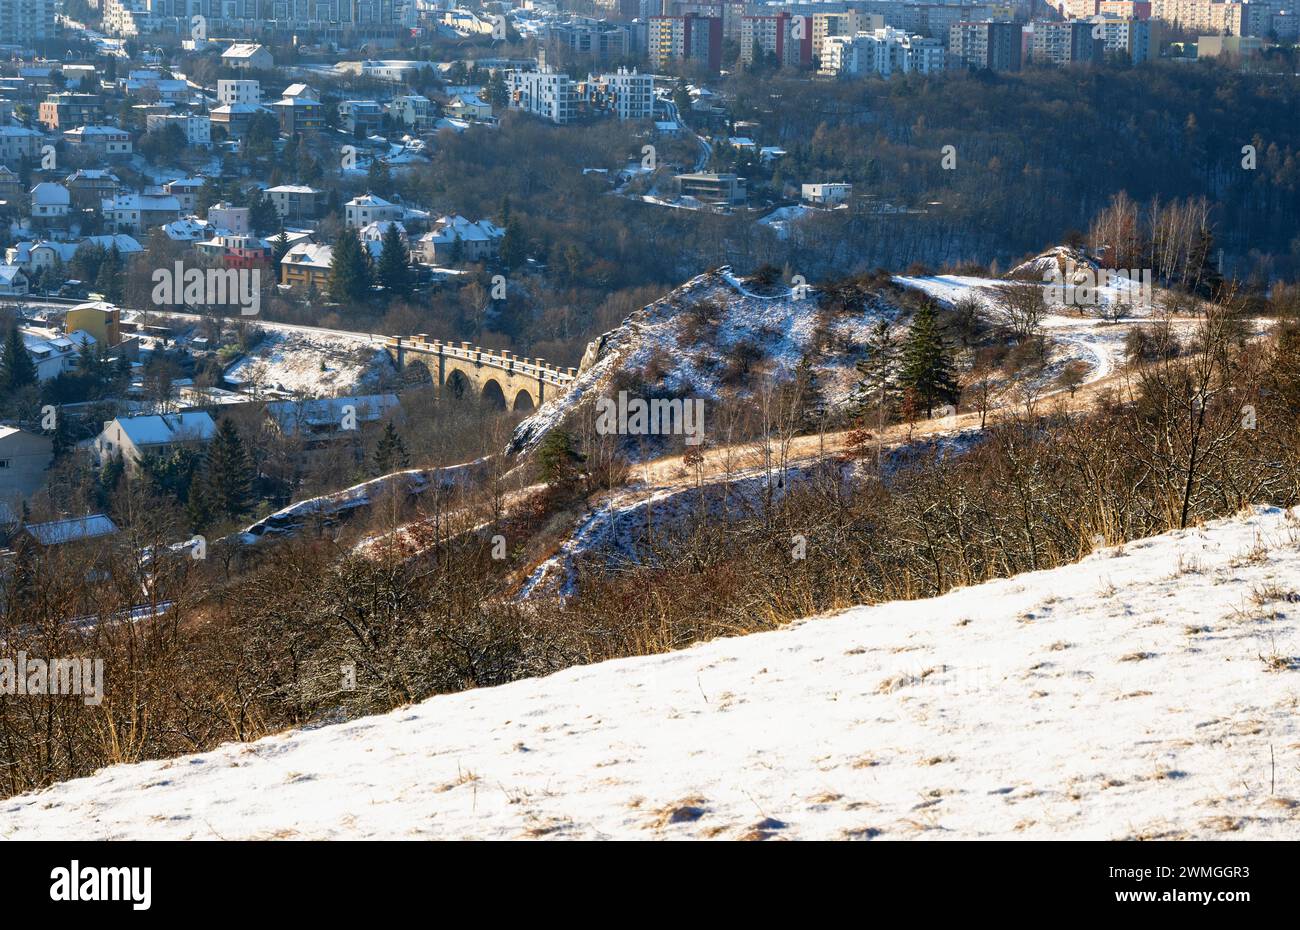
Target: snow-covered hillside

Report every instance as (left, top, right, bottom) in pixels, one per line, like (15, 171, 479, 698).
(6, 505, 1300, 840)
(509, 267, 901, 457)
(225, 328, 395, 397)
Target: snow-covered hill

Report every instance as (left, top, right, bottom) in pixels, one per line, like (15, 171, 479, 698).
(6, 505, 1300, 840)
(225, 328, 396, 398)
(508, 267, 902, 457)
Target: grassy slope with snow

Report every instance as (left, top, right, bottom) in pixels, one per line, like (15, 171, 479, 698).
(6, 506, 1300, 840)
(225, 329, 395, 398)
(509, 267, 898, 456)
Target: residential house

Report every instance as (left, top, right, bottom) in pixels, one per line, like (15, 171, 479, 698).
(207, 202, 251, 236)
(802, 182, 853, 206)
(37, 93, 103, 130)
(264, 395, 400, 444)
(415, 214, 505, 263)
(386, 94, 434, 131)
(196, 234, 271, 269)
(279, 242, 332, 291)
(64, 302, 123, 346)
(7, 235, 143, 273)
(274, 84, 322, 130)
(273, 91, 324, 136)
(358, 220, 406, 261)
(0, 165, 22, 200)
(345, 193, 403, 229)
(145, 113, 212, 146)
(339, 99, 383, 135)
(63, 125, 133, 158)
(217, 79, 261, 106)
(161, 216, 214, 243)
(164, 177, 205, 213)
(675, 172, 746, 205)
(221, 44, 273, 71)
(18, 514, 119, 551)
(210, 103, 269, 137)
(447, 93, 493, 121)
(264, 184, 323, 223)
(91, 411, 218, 468)
(102, 193, 182, 235)
(30, 182, 70, 224)
(0, 426, 54, 500)
(0, 125, 43, 163)
(20, 327, 81, 380)
(0, 265, 29, 295)
(65, 169, 121, 209)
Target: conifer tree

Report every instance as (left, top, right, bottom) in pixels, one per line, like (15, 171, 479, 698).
(376, 223, 412, 298)
(203, 418, 254, 520)
(851, 319, 899, 425)
(0, 325, 37, 392)
(272, 229, 291, 264)
(899, 303, 959, 418)
(536, 429, 584, 489)
(329, 227, 371, 303)
(372, 421, 410, 475)
(499, 218, 526, 269)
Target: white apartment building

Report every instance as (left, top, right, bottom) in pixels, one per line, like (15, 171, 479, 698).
(821, 28, 945, 78)
(506, 68, 577, 125)
(146, 113, 212, 146)
(217, 80, 261, 107)
(587, 68, 654, 121)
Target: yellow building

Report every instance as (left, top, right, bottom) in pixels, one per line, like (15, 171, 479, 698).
(64, 302, 121, 346)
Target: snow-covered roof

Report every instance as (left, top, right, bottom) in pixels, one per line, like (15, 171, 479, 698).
(222, 43, 268, 60)
(103, 193, 181, 212)
(347, 193, 395, 208)
(162, 217, 213, 241)
(65, 169, 120, 182)
(420, 214, 504, 244)
(281, 242, 333, 269)
(24, 513, 119, 546)
(111, 411, 217, 447)
(359, 220, 406, 241)
(30, 183, 70, 206)
(265, 395, 399, 432)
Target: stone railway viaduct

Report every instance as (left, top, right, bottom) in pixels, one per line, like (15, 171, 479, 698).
(385, 335, 577, 411)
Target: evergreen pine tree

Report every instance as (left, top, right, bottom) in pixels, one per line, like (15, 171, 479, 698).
(535, 429, 584, 489)
(185, 471, 213, 532)
(792, 354, 825, 431)
(329, 227, 371, 303)
(98, 452, 125, 507)
(371, 421, 410, 475)
(851, 319, 899, 423)
(272, 229, 291, 264)
(203, 418, 254, 520)
(899, 303, 959, 418)
(0, 325, 37, 392)
(249, 192, 280, 237)
(376, 223, 412, 297)
(499, 217, 526, 269)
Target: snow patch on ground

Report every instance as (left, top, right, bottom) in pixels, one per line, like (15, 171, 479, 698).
(236, 461, 484, 545)
(12, 506, 1300, 839)
(225, 329, 395, 398)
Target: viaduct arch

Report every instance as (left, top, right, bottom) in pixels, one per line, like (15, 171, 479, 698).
(386, 335, 576, 410)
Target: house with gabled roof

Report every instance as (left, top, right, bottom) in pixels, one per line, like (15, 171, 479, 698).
(90, 412, 217, 469)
